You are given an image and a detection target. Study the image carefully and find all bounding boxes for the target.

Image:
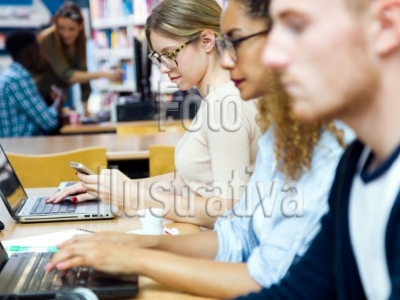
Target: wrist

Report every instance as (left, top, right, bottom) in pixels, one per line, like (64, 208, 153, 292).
(98, 71, 107, 79)
(133, 248, 151, 275)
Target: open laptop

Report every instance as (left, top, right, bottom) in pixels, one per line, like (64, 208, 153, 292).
(0, 240, 138, 299)
(0, 145, 116, 223)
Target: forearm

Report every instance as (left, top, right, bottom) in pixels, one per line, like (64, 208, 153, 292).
(133, 231, 218, 259)
(136, 249, 261, 299)
(69, 70, 104, 84)
(144, 188, 237, 229)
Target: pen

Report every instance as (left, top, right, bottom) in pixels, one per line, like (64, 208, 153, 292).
(6, 246, 58, 252)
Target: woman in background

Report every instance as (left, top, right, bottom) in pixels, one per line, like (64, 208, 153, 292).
(46, 0, 353, 298)
(36, 1, 122, 116)
(48, 0, 261, 228)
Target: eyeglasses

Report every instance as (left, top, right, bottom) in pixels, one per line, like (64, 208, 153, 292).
(59, 10, 81, 21)
(216, 29, 270, 61)
(148, 40, 192, 70)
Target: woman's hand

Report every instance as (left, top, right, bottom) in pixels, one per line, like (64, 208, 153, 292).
(46, 181, 95, 203)
(45, 239, 145, 277)
(47, 169, 137, 209)
(103, 69, 124, 82)
(79, 169, 136, 209)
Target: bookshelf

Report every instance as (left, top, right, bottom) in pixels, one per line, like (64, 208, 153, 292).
(89, 0, 150, 93)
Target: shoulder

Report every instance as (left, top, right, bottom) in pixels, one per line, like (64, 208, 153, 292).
(1, 63, 31, 83)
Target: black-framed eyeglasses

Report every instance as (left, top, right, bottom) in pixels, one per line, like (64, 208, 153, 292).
(148, 40, 192, 70)
(216, 29, 270, 61)
(59, 10, 81, 21)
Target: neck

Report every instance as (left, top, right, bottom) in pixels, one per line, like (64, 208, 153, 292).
(342, 73, 400, 161)
(196, 55, 231, 98)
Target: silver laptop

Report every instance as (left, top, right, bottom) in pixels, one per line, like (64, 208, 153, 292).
(0, 145, 116, 223)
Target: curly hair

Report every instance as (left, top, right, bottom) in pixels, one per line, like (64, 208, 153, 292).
(257, 71, 346, 180)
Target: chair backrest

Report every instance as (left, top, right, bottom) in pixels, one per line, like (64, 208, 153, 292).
(149, 145, 175, 177)
(6, 147, 107, 188)
(117, 124, 186, 136)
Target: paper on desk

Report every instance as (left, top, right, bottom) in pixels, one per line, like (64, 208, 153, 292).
(3, 228, 93, 256)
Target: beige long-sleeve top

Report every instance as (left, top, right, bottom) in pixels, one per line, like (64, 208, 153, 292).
(175, 82, 261, 200)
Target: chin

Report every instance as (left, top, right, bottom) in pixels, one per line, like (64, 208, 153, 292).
(238, 87, 257, 101)
(177, 82, 193, 92)
(239, 81, 267, 101)
(293, 104, 336, 124)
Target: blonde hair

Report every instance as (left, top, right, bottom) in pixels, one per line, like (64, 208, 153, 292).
(145, 0, 222, 51)
(257, 72, 346, 180)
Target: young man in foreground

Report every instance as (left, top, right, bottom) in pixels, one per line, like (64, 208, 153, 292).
(238, 0, 400, 298)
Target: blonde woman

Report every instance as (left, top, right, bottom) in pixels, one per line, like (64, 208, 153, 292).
(46, 0, 353, 298)
(48, 0, 261, 228)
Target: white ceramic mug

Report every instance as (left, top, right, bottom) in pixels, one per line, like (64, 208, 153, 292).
(137, 208, 164, 235)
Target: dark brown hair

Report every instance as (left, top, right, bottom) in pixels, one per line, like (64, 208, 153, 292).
(6, 30, 46, 73)
(38, 1, 86, 71)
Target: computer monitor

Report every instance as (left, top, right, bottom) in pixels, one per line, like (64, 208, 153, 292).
(133, 36, 152, 101)
(115, 37, 154, 122)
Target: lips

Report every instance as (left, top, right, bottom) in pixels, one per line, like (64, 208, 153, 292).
(231, 78, 244, 88)
(169, 76, 181, 83)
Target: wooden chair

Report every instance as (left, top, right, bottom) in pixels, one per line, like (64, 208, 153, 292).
(149, 145, 175, 177)
(6, 147, 107, 188)
(117, 124, 187, 135)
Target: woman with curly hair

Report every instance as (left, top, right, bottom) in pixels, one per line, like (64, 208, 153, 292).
(46, 0, 353, 298)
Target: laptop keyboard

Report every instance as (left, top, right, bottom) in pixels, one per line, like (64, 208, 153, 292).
(29, 197, 77, 215)
(20, 252, 92, 293)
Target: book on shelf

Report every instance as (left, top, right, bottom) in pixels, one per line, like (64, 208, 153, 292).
(90, 0, 150, 20)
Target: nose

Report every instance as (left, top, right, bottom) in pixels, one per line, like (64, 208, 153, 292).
(262, 37, 289, 71)
(219, 49, 235, 70)
(160, 63, 171, 74)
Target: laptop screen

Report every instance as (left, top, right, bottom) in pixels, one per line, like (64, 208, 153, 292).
(0, 241, 8, 268)
(0, 146, 28, 214)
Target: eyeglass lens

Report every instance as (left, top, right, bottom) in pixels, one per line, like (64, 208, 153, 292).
(149, 54, 177, 70)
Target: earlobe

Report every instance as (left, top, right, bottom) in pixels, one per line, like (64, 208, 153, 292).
(374, 0, 400, 55)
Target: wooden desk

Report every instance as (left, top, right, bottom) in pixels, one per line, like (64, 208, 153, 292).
(61, 120, 189, 135)
(0, 188, 214, 300)
(61, 122, 117, 134)
(0, 133, 183, 161)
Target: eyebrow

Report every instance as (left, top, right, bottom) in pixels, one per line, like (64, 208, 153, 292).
(278, 10, 306, 21)
(158, 45, 180, 54)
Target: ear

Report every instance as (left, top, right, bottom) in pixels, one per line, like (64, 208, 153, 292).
(372, 0, 400, 55)
(199, 30, 216, 53)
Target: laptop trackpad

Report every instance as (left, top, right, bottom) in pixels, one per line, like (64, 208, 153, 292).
(77, 202, 112, 214)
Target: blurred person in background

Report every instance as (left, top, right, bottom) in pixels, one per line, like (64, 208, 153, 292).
(0, 30, 63, 137)
(36, 1, 122, 117)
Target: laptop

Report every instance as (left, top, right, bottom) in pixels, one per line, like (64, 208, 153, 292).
(0, 145, 116, 223)
(0, 240, 138, 299)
